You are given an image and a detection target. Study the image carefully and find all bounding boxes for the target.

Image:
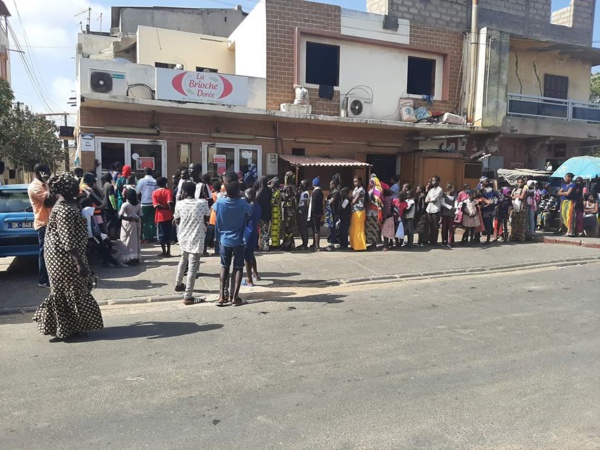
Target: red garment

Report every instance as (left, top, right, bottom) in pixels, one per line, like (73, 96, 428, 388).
(152, 188, 173, 223)
(122, 165, 132, 178)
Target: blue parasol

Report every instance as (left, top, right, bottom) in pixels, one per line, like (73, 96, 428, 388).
(550, 156, 600, 180)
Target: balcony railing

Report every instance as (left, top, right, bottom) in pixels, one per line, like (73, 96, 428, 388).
(507, 93, 600, 124)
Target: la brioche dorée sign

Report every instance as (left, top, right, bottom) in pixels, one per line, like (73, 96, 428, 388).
(156, 68, 248, 106)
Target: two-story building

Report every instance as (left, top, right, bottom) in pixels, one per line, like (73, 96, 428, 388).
(75, 0, 480, 189)
(368, 0, 600, 173)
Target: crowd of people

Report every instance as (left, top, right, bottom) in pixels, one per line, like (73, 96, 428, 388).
(26, 160, 599, 340)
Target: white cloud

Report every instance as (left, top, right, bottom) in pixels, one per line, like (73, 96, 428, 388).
(7, 0, 110, 114)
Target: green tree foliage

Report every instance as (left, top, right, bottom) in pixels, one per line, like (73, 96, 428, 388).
(591, 73, 600, 103)
(0, 79, 63, 171)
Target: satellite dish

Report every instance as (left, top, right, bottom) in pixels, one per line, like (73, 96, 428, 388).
(350, 99, 363, 116)
(131, 153, 140, 161)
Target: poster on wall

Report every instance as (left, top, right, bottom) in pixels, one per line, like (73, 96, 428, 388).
(214, 154, 227, 176)
(137, 157, 155, 171)
(80, 133, 95, 152)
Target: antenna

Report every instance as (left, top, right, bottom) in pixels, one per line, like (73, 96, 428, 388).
(97, 13, 103, 31)
(75, 7, 91, 33)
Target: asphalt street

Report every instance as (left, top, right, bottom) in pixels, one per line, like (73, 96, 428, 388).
(1, 263, 599, 449)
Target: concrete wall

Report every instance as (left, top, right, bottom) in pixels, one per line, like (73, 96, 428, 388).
(370, 0, 597, 46)
(116, 7, 245, 38)
(507, 40, 592, 101)
(0, 22, 10, 83)
(551, 4, 573, 27)
(228, 0, 267, 79)
(340, 8, 409, 44)
(136, 26, 234, 74)
(298, 34, 445, 119)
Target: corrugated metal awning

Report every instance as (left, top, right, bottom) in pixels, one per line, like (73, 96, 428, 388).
(279, 155, 371, 168)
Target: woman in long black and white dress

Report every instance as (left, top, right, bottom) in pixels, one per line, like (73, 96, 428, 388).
(34, 173, 103, 340)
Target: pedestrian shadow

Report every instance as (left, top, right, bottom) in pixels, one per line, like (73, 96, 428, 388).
(80, 321, 224, 341)
(240, 290, 345, 304)
(1, 256, 38, 273)
(94, 279, 168, 290)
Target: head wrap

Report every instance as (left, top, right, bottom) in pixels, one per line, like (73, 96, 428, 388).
(122, 165, 132, 178)
(312, 177, 320, 187)
(284, 171, 294, 186)
(480, 176, 489, 182)
(527, 180, 535, 187)
(49, 172, 78, 198)
(502, 187, 511, 196)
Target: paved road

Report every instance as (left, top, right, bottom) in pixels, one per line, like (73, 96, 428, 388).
(1, 263, 599, 449)
(2, 240, 600, 310)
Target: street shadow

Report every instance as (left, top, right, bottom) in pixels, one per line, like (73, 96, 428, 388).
(239, 289, 345, 305)
(80, 321, 224, 341)
(94, 279, 168, 290)
(1, 256, 38, 273)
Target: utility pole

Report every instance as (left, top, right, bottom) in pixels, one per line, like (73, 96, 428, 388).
(38, 113, 75, 172)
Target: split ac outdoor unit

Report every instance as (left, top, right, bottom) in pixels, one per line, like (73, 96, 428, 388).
(89, 70, 128, 96)
(344, 95, 373, 119)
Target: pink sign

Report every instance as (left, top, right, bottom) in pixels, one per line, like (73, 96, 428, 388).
(137, 157, 155, 170)
(156, 68, 249, 106)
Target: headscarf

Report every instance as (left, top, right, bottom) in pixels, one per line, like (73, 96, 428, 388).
(48, 172, 78, 198)
(82, 172, 96, 187)
(369, 176, 384, 221)
(312, 177, 320, 187)
(284, 171, 295, 186)
(122, 165, 132, 178)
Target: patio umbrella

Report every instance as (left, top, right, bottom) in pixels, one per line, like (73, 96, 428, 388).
(550, 156, 600, 180)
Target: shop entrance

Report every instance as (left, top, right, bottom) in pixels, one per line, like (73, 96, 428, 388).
(95, 138, 167, 180)
(366, 154, 397, 184)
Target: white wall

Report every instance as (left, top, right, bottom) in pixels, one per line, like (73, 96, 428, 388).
(137, 26, 235, 74)
(299, 35, 444, 119)
(341, 9, 410, 45)
(228, 0, 267, 79)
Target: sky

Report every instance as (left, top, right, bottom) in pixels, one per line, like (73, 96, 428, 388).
(5, 0, 599, 123)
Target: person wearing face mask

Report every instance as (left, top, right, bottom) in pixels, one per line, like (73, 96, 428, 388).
(28, 163, 57, 288)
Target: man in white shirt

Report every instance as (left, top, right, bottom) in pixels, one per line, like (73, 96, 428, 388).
(136, 167, 158, 242)
(424, 175, 443, 245)
(174, 181, 210, 305)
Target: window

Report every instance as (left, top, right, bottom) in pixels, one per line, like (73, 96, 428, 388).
(196, 66, 218, 73)
(177, 143, 191, 167)
(305, 42, 340, 87)
(544, 74, 569, 99)
(155, 62, 176, 69)
(407, 57, 436, 96)
(202, 143, 262, 181)
(292, 148, 305, 156)
(553, 143, 567, 158)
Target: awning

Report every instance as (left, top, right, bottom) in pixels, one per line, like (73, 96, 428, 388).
(497, 168, 553, 185)
(279, 155, 371, 168)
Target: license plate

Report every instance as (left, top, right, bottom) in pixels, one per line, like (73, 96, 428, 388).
(8, 222, 33, 229)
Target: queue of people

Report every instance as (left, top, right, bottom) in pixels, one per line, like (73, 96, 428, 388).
(27, 162, 600, 340)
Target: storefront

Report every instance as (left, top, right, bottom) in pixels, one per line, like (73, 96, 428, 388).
(93, 137, 168, 179)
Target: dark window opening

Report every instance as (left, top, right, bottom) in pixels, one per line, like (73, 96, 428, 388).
(155, 62, 176, 69)
(464, 163, 483, 180)
(544, 74, 569, 99)
(553, 143, 567, 158)
(196, 66, 218, 73)
(306, 42, 340, 87)
(292, 148, 306, 156)
(407, 57, 436, 96)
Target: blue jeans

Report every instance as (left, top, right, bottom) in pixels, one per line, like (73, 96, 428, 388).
(37, 226, 49, 285)
(220, 245, 244, 270)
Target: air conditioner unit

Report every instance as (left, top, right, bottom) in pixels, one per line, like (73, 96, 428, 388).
(344, 95, 373, 119)
(89, 70, 128, 96)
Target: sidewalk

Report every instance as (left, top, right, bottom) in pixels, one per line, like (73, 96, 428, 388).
(534, 231, 600, 249)
(2, 239, 600, 313)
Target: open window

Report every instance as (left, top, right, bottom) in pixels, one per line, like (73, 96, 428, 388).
(155, 62, 176, 69)
(305, 42, 340, 87)
(407, 56, 436, 96)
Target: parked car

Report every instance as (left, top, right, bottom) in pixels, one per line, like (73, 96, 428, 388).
(0, 184, 39, 258)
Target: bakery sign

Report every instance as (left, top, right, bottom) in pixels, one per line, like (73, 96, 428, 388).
(155, 68, 248, 106)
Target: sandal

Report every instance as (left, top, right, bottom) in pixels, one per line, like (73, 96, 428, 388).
(183, 297, 206, 305)
(215, 300, 229, 307)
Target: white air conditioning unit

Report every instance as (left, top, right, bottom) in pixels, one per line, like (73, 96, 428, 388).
(88, 69, 128, 96)
(344, 95, 373, 119)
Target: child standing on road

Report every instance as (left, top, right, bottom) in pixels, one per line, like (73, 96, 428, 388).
(243, 188, 262, 287)
(173, 182, 210, 305)
(152, 177, 174, 257)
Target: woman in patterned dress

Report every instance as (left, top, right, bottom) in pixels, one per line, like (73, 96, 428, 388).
(509, 177, 528, 242)
(280, 172, 297, 251)
(270, 178, 282, 249)
(256, 176, 272, 251)
(34, 173, 103, 340)
(366, 176, 383, 248)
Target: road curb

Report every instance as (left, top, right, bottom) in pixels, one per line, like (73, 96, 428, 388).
(535, 235, 600, 249)
(2, 256, 600, 315)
